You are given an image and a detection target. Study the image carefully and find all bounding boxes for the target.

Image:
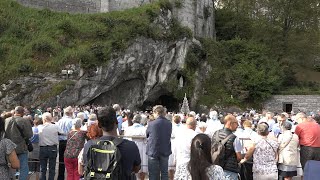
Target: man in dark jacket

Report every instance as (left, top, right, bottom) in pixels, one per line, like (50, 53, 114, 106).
(146, 105, 172, 180)
(212, 114, 242, 180)
(5, 106, 33, 180)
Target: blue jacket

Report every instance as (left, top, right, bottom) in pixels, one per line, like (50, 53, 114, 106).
(146, 116, 172, 158)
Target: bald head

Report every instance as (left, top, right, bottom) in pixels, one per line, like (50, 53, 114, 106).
(186, 117, 197, 130)
(224, 115, 238, 131)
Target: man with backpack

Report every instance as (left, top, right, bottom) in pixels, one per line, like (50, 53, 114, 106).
(5, 106, 33, 180)
(211, 114, 242, 180)
(81, 106, 141, 179)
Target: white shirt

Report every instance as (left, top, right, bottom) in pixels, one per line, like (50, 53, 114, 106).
(174, 127, 198, 165)
(259, 118, 275, 132)
(122, 120, 129, 132)
(206, 119, 223, 138)
(237, 127, 260, 154)
(171, 123, 183, 138)
(38, 123, 64, 146)
(125, 123, 146, 137)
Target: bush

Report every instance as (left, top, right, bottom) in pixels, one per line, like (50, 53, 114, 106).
(31, 38, 56, 60)
(159, 0, 173, 11)
(0, 18, 8, 35)
(18, 64, 32, 73)
(166, 18, 193, 40)
(57, 20, 79, 38)
(174, 0, 184, 8)
(90, 43, 105, 62)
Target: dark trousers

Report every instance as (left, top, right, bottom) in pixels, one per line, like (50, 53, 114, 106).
(240, 162, 253, 180)
(148, 155, 169, 180)
(39, 146, 57, 180)
(58, 140, 67, 180)
(300, 145, 320, 170)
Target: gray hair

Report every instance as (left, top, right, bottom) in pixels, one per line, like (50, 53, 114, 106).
(72, 118, 82, 129)
(296, 112, 307, 119)
(88, 113, 97, 121)
(77, 112, 85, 120)
(113, 104, 121, 112)
(132, 114, 142, 124)
(140, 114, 148, 126)
(282, 121, 292, 131)
(257, 123, 269, 136)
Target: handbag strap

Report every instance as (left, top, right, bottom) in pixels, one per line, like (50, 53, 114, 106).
(279, 133, 293, 153)
(68, 131, 79, 141)
(264, 139, 277, 156)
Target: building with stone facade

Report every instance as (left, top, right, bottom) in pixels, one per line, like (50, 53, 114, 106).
(264, 95, 320, 114)
(16, 0, 215, 38)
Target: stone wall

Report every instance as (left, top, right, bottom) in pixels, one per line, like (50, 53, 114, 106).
(15, 0, 215, 38)
(264, 95, 320, 113)
(17, 0, 102, 13)
(108, 0, 155, 12)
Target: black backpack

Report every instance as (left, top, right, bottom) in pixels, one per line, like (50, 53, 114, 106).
(211, 131, 234, 167)
(85, 137, 123, 180)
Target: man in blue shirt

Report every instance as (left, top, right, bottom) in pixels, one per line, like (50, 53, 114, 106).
(146, 105, 172, 179)
(56, 106, 73, 180)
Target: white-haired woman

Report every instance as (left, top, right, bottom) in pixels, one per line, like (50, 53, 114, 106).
(278, 121, 299, 180)
(64, 118, 88, 180)
(125, 114, 147, 180)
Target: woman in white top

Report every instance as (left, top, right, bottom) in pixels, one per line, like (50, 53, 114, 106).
(174, 134, 225, 180)
(124, 114, 147, 180)
(278, 121, 299, 180)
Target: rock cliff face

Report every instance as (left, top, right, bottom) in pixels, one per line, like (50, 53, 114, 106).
(72, 37, 192, 109)
(0, 37, 191, 110)
(0, 2, 215, 111)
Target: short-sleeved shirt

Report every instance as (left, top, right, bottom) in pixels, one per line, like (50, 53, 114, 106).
(64, 130, 87, 158)
(38, 123, 63, 146)
(253, 138, 279, 175)
(83, 136, 141, 179)
(295, 121, 320, 147)
(0, 138, 16, 179)
(233, 137, 243, 153)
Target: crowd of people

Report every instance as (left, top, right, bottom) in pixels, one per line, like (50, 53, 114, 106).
(0, 104, 320, 180)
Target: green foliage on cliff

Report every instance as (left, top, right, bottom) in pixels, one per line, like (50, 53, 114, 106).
(184, 0, 320, 108)
(38, 80, 75, 101)
(0, 0, 191, 84)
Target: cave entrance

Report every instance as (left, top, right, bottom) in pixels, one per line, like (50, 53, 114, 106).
(139, 94, 180, 113)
